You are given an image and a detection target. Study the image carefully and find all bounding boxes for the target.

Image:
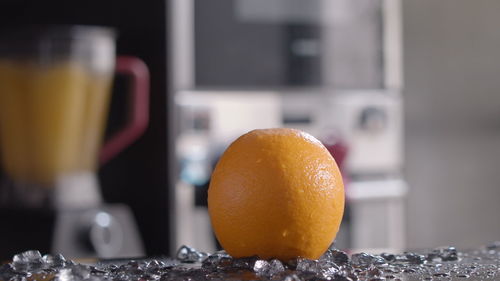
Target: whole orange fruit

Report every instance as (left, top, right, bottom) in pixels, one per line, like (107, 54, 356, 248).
(208, 128, 345, 261)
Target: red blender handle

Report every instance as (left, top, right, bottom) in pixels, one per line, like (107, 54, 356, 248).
(99, 56, 150, 165)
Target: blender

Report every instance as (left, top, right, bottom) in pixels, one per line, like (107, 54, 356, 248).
(0, 25, 149, 259)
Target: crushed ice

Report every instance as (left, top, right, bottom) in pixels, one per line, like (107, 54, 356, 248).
(3, 243, 500, 280)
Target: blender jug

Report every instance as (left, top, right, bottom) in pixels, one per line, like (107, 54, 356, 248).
(0, 26, 149, 209)
(0, 26, 149, 258)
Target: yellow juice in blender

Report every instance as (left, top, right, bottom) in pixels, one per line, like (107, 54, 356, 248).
(0, 60, 113, 187)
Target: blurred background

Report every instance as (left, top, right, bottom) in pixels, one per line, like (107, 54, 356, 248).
(0, 0, 500, 259)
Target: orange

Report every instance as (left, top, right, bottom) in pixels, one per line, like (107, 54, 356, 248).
(208, 128, 345, 261)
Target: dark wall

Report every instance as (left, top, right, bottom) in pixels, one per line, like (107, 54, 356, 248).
(0, 0, 172, 256)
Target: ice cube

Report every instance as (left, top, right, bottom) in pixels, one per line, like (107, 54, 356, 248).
(487, 241, 500, 250)
(253, 260, 270, 274)
(112, 261, 145, 279)
(57, 268, 73, 281)
(321, 265, 341, 279)
(144, 260, 166, 269)
(42, 254, 67, 268)
(403, 252, 426, 264)
(296, 258, 321, 273)
(428, 246, 458, 262)
(201, 253, 232, 270)
(55, 264, 92, 281)
(252, 259, 285, 277)
(214, 250, 227, 255)
(231, 256, 259, 270)
(439, 247, 458, 261)
(351, 253, 386, 268)
(69, 264, 92, 279)
(12, 250, 43, 271)
(320, 249, 350, 265)
(268, 259, 286, 276)
(13, 250, 42, 264)
(176, 245, 208, 263)
(380, 253, 396, 262)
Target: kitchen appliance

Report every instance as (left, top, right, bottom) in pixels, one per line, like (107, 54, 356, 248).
(171, 0, 407, 251)
(0, 0, 175, 259)
(0, 25, 148, 259)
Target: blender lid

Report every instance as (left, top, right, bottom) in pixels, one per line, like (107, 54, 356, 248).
(0, 24, 116, 42)
(0, 24, 117, 56)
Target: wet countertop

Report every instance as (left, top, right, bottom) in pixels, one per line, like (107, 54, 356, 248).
(2, 244, 500, 281)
